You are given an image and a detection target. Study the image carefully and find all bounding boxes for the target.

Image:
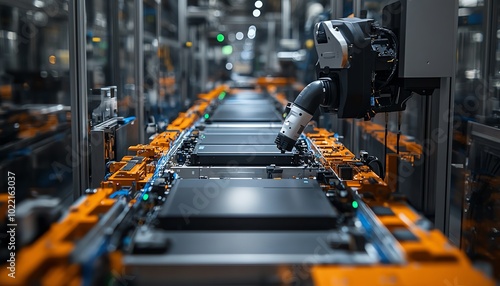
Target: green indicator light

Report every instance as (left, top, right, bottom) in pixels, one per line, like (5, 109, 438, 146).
(221, 45, 233, 55)
(218, 91, 226, 100)
(352, 201, 358, 209)
(143, 193, 149, 201)
(217, 33, 225, 42)
(204, 114, 210, 119)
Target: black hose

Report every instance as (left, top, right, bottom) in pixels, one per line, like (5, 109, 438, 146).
(274, 78, 332, 152)
(367, 158, 385, 179)
(292, 79, 329, 114)
(375, 26, 398, 90)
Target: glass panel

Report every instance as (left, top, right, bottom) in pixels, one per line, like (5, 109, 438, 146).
(158, 42, 181, 120)
(488, 1, 500, 124)
(86, 0, 112, 89)
(143, 1, 160, 128)
(0, 2, 72, 201)
(158, 1, 182, 121)
(454, 0, 500, 279)
(463, 123, 500, 279)
(117, 0, 137, 118)
(161, 0, 178, 40)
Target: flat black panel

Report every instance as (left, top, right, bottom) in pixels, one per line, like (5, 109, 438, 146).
(190, 144, 298, 166)
(220, 99, 273, 105)
(158, 179, 338, 230)
(371, 206, 395, 216)
(198, 134, 278, 145)
(202, 127, 280, 134)
(209, 105, 281, 122)
(391, 229, 419, 242)
(122, 161, 137, 171)
(227, 91, 267, 100)
(131, 156, 144, 162)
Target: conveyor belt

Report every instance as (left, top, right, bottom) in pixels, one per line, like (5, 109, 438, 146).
(2, 86, 493, 286)
(192, 91, 295, 165)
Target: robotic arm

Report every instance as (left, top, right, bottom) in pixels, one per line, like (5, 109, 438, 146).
(276, 16, 430, 152)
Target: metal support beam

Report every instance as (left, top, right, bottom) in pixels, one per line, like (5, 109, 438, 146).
(266, 20, 276, 72)
(134, 0, 145, 143)
(281, 0, 291, 39)
(179, 0, 188, 105)
(110, 0, 120, 92)
(430, 77, 455, 234)
(69, 0, 89, 199)
(188, 26, 198, 98)
(156, 1, 162, 104)
(429, 0, 458, 234)
(332, 0, 344, 18)
(200, 25, 208, 93)
(353, 0, 361, 17)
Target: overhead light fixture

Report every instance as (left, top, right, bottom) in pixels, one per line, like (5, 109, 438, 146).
(253, 9, 261, 17)
(247, 30, 256, 39)
(33, 0, 45, 8)
(222, 45, 233, 55)
(255, 1, 263, 9)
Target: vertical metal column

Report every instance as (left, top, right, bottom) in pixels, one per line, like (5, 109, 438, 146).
(200, 25, 208, 93)
(353, 0, 361, 17)
(135, 0, 145, 143)
(331, 0, 344, 18)
(157, 1, 162, 102)
(110, 0, 120, 89)
(178, 0, 188, 105)
(432, 0, 458, 234)
(281, 0, 291, 39)
(267, 20, 276, 71)
(69, 0, 89, 199)
(188, 26, 198, 98)
(426, 77, 455, 234)
(481, 0, 494, 116)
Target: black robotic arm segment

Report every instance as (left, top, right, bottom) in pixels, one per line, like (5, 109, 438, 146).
(293, 79, 331, 114)
(275, 12, 439, 153)
(275, 79, 333, 152)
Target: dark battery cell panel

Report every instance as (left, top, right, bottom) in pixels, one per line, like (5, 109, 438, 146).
(158, 179, 338, 231)
(190, 144, 298, 166)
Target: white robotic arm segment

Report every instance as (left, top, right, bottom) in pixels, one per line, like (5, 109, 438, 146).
(315, 20, 349, 69)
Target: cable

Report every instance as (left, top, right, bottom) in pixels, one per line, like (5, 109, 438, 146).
(384, 112, 388, 176)
(109, 189, 130, 199)
(397, 111, 402, 154)
(491, 159, 500, 176)
(367, 158, 385, 179)
(375, 26, 398, 90)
